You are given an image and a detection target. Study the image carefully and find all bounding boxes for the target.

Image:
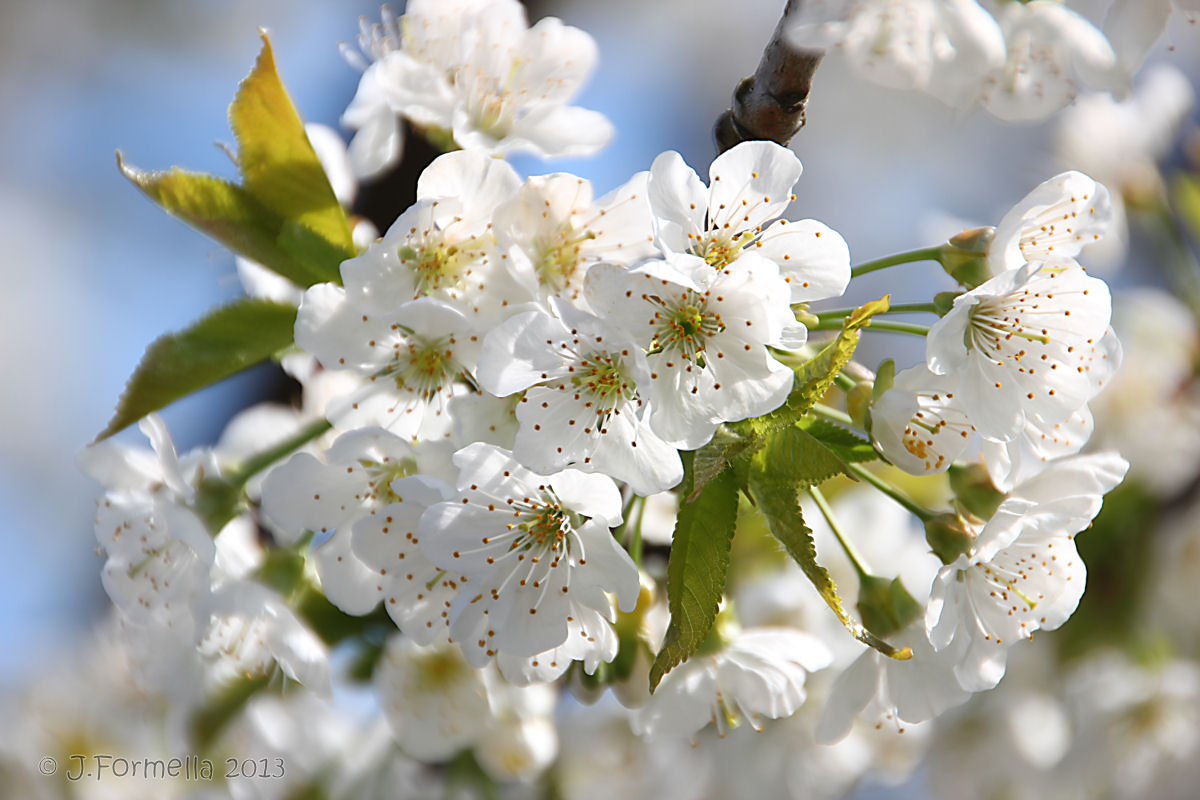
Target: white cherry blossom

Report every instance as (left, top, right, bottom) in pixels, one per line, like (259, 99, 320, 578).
(341, 151, 531, 325)
(925, 452, 1129, 692)
(342, 0, 612, 172)
(493, 171, 657, 308)
(418, 443, 639, 668)
(295, 288, 480, 439)
(981, 1, 1122, 123)
(636, 627, 832, 738)
(476, 300, 682, 496)
(870, 364, 974, 475)
(648, 141, 850, 303)
(815, 620, 971, 743)
(989, 171, 1114, 275)
(979, 405, 1093, 493)
(374, 635, 495, 760)
(587, 254, 798, 449)
(787, 0, 1006, 107)
(926, 262, 1116, 442)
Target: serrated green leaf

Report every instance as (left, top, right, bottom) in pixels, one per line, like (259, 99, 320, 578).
(231, 32, 354, 256)
(798, 418, 878, 464)
(752, 424, 855, 487)
(118, 159, 334, 288)
(740, 296, 890, 438)
(650, 459, 740, 691)
(97, 299, 298, 440)
(119, 33, 353, 288)
(750, 476, 910, 660)
(687, 425, 753, 502)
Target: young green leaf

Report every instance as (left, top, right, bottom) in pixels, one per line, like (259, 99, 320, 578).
(117, 158, 335, 288)
(119, 33, 354, 288)
(649, 460, 740, 691)
(686, 425, 753, 502)
(231, 32, 355, 256)
(97, 299, 298, 440)
(798, 418, 878, 464)
(752, 423, 856, 487)
(740, 296, 890, 438)
(750, 476, 911, 661)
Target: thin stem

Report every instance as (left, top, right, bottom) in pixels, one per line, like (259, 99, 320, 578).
(810, 318, 931, 336)
(846, 463, 938, 523)
(810, 403, 855, 428)
(815, 301, 940, 321)
(850, 247, 942, 279)
(832, 371, 856, 392)
(809, 487, 870, 579)
(629, 495, 647, 567)
(226, 417, 333, 487)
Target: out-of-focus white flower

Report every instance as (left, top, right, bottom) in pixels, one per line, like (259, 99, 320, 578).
(1089, 289, 1200, 496)
(342, 0, 613, 177)
(788, 0, 1006, 108)
(374, 636, 494, 761)
(648, 141, 850, 304)
(637, 625, 832, 738)
(981, 1, 1122, 122)
(925, 452, 1129, 692)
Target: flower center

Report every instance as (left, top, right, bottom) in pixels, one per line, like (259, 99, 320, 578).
(650, 292, 726, 364)
(398, 235, 470, 296)
(571, 351, 634, 409)
(691, 230, 751, 269)
(533, 228, 597, 292)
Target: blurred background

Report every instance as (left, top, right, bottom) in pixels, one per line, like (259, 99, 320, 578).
(1, 0, 1198, 796)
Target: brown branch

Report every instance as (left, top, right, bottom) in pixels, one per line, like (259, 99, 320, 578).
(713, 0, 824, 154)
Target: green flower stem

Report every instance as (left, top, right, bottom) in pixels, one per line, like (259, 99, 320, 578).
(832, 371, 857, 392)
(810, 403, 856, 428)
(846, 463, 939, 523)
(809, 486, 870, 580)
(814, 301, 940, 322)
(809, 318, 932, 336)
(850, 246, 942, 279)
(226, 417, 333, 487)
(626, 495, 647, 567)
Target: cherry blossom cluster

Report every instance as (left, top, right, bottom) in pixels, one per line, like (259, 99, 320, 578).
(788, 0, 1192, 121)
(70, 0, 1162, 792)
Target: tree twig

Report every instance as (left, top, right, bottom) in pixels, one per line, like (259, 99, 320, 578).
(713, 0, 824, 154)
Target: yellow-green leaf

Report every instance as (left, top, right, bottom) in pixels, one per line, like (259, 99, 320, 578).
(750, 476, 911, 661)
(118, 157, 335, 288)
(230, 32, 355, 255)
(650, 458, 740, 691)
(751, 424, 856, 487)
(97, 299, 298, 440)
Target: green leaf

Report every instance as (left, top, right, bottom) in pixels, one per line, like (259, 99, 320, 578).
(798, 418, 878, 464)
(686, 425, 752, 502)
(752, 424, 856, 487)
(856, 574, 922, 639)
(649, 458, 740, 691)
(750, 476, 911, 660)
(97, 299, 298, 440)
(1172, 173, 1200, 243)
(119, 33, 353, 288)
(230, 32, 354, 256)
(118, 160, 333, 288)
(740, 296, 890, 438)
